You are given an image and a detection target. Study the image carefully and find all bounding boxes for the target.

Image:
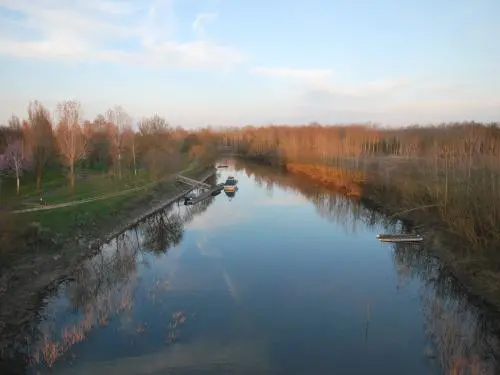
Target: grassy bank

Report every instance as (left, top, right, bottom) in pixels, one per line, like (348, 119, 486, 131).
(0, 162, 215, 359)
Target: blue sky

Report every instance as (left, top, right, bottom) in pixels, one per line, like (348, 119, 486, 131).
(0, 0, 499, 127)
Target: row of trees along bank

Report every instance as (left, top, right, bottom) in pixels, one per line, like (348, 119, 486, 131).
(0, 100, 217, 199)
(218, 123, 500, 306)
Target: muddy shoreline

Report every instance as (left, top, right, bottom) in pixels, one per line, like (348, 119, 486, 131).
(0, 167, 215, 365)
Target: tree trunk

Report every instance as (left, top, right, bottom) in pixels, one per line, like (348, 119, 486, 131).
(70, 162, 75, 190)
(36, 168, 42, 191)
(118, 151, 122, 180)
(132, 142, 137, 177)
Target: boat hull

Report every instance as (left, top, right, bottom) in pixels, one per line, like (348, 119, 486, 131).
(376, 234, 423, 243)
(377, 238, 423, 243)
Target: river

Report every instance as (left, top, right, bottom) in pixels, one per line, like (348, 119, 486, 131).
(12, 160, 500, 375)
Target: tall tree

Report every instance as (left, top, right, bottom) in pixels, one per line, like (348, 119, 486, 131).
(106, 106, 130, 180)
(28, 101, 54, 190)
(138, 114, 172, 178)
(1, 139, 30, 195)
(56, 100, 86, 189)
(122, 126, 137, 176)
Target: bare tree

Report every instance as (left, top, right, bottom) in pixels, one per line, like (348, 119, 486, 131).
(122, 126, 137, 176)
(28, 101, 55, 190)
(56, 100, 86, 189)
(138, 114, 173, 178)
(106, 105, 130, 180)
(1, 140, 28, 195)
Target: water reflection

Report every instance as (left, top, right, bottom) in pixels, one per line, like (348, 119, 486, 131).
(6, 161, 500, 375)
(235, 160, 500, 375)
(233, 160, 391, 234)
(27, 195, 215, 373)
(141, 206, 184, 254)
(392, 242, 500, 375)
(224, 188, 237, 200)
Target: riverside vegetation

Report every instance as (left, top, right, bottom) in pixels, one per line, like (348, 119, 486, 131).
(0, 100, 218, 253)
(0, 100, 218, 358)
(219, 123, 500, 310)
(2, 100, 500, 372)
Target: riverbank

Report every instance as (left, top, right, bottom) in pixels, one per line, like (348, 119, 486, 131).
(0, 164, 216, 361)
(358, 179, 500, 313)
(243, 158, 500, 312)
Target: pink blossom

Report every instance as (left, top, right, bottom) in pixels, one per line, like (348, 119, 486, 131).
(1, 139, 31, 176)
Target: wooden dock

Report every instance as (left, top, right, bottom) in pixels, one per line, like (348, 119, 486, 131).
(176, 174, 212, 189)
(184, 184, 224, 205)
(176, 173, 224, 205)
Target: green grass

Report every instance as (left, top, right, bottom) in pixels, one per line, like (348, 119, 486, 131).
(2, 157, 194, 208)
(27, 191, 138, 236)
(38, 171, 151, 205)
(21, 163, 201, 234)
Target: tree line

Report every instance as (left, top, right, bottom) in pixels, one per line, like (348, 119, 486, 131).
(219, 122, 500, 254)
(0, 100, 217, 196)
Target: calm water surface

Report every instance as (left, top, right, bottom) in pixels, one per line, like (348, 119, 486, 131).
(24, 160, 500, 375)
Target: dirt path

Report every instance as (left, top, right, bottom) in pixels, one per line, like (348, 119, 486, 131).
(12, 171, 190, 214)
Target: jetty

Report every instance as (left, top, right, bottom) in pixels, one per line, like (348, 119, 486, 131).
(176, 175, 211, 189)
(176, 174, 224, 205)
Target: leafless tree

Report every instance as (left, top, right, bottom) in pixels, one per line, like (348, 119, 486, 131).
(27, 101, 55, 190)
(106, 105, 131, 180)
(56, 100, 86, 189)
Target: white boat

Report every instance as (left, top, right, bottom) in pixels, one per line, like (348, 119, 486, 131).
(376, 234, 423, 243)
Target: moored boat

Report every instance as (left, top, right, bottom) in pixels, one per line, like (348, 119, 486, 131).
(223, 176, 238, 192)
(376, 234, 423, 243)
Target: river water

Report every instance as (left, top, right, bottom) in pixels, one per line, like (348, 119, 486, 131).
(19, 160, 500, 375)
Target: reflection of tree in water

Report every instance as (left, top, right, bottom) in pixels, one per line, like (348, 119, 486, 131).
(234, 161, 392, 234)
(32, 233, 139, 369)
(29, 194, 216, 370)
(142, 208, 184, 255)
(236, 160, 500, 375)
(140, 191, 215, 255)
(392, 242, 500, 375)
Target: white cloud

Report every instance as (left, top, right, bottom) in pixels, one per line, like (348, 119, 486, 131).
(187, 207, 248, 232)
(0, 0, 244, 68)
(192, 12, 217, 39)
(252, 66, 334, 81)
(305, 77, 412, 99)
(255, 194, 308, 207)
(252, 65, 410, 103)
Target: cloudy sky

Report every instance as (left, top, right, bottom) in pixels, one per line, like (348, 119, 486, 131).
(0, 0, 499, 127)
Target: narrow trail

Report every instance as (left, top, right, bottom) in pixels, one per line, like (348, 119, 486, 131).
(12, 169, 193, 214)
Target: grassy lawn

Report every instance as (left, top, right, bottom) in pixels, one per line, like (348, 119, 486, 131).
(15, 159, 206, 235)
(25, 189, 144, 237)
(1, 156, 197, 209)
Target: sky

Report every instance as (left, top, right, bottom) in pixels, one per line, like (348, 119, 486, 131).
(0, 0, 499, 128)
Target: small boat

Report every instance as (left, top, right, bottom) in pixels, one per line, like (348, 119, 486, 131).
(376, 234, 424, 243)
(211, 189, 222, 197)
(183, 192, 197, 205)
(223, 176, 238, 192)
(217, 165, 229, 168)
